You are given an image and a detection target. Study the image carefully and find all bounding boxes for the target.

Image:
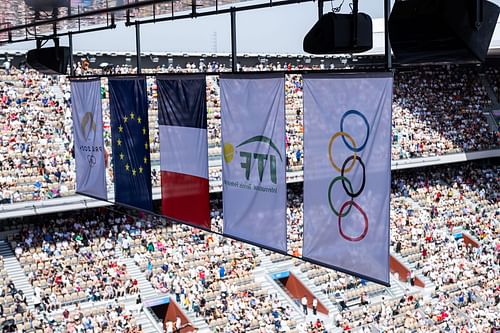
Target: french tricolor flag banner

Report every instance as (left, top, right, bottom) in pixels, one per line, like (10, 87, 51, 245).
(158, 75, 210, 229)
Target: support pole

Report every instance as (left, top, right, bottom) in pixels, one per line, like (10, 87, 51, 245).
(230, 8, 237, 73)
(135, 21, 142, 75)
(318, 0, 323, 18)
(352, 0, 358, 46)
(192, 0, 197, 16)
(384, 0, 392, 70)
(68, 32, 74, 76)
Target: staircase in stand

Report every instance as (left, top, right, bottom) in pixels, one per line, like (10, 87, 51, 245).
(120, 254, 210, 332)
(479, 73, 500, 106)
(289, 266, 339, 325)
(391, 251, 435, 296)
(0, 240, 35, 311)
(479, 74, 500, 132)
(122, 256, 160, 302)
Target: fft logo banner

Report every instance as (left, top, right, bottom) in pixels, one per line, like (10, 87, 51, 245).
(220, 74, 287, 252)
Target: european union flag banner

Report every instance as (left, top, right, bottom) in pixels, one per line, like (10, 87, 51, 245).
(303, 73, 393, 285)
(221, 74, 287, 252)
(109, 78, 152, 211)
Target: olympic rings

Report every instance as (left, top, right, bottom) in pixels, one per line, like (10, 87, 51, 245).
(328, 176, 354, 217)
(338, 200, 369, 242)
(340, 110, 370, 152)
(340, 155, 366, 198)
(327, 109, 370, 242)
(328, 131, 357, 173)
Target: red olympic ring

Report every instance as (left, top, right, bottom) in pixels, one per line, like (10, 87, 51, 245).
(338, 200, 368, 242)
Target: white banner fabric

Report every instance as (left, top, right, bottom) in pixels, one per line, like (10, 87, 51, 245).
(303, 73, 393, 284)
(221, 74, 287, 252)
(71, 80, 107, 200)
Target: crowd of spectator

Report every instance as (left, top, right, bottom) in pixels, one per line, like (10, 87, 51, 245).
(43, 301, 145, 333)
(4, 209, 144, 331)
(2, 206, 308, 332)
(389, 160, 499, 333)
(222, 159, 497, 332)
(0, 69, 74, 204)
(486, 65, 500, 102)
(0, 158, 496, 332)
(0, 61, 497, 203)
(392, 66, 498, 160)
(0, 57, 497, 332)
(125, 219, 303, 332)
(124, 158, 498, 332)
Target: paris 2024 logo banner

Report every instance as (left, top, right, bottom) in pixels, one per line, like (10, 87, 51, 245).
(71, 79, 107, 200)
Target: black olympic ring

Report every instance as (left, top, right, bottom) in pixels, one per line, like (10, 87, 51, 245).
(340, 155, 366, 198)
(328, 176, 354, 217)
(338, 200, 369, 242)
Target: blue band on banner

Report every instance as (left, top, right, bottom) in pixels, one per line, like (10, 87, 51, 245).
(271, 271, 290, 280)
(144, 296, 170, 307)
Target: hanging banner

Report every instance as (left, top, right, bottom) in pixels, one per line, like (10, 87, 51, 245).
(157, 75, 210, 229)
(221, 74, 287, 252)
(303, 73, 393, 285)
(71, 79, 107, 200)
(109, 77, 153, 211)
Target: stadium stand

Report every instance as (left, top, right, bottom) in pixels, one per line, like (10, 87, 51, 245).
(0, 157, 496, 332)
(0, 61, 498, 204)
(0, 57, 497, 332)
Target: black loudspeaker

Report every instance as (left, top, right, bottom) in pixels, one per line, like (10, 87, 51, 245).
(389, 0, 500, 63)
(26, 47, 70, 75)
(303, 12, 373, 54)
(25, 0, 70, 11)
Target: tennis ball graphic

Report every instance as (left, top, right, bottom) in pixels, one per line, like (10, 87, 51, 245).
(223, 143, 234, 163)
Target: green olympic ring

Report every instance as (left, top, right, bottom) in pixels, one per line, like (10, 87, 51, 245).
(328, 176, 354, 217)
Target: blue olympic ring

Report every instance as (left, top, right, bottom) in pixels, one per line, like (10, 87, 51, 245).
(340, 110, 370, 152)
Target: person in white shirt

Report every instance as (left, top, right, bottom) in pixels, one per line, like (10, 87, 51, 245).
(175, 316, 182, 333)
(165, 321, 173, 333)
(312, 298, 318, 315)
(301, 295, 308, 315)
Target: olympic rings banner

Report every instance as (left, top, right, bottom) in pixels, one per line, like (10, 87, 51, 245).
(302, 73, 392, 285)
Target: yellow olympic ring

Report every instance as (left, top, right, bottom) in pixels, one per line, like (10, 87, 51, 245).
(328, 131, 357, 173)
